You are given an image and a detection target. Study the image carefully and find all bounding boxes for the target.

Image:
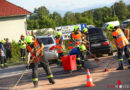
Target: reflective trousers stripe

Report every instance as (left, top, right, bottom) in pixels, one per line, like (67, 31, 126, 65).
(32, 78, 38, 81)
(118, 59, 123, 61)
(48, 74, 53, 78)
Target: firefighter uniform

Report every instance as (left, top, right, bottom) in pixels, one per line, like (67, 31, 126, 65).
(19, 35, 26, 61)
(26, 36, 55, 88)
(107, 24, 130, 70)
(69, 44, 86, 70)
(55, 32, 64, 66)
(72, 32, 82, 46)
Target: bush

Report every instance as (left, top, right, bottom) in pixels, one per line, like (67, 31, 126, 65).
(10, 41, 22, 65)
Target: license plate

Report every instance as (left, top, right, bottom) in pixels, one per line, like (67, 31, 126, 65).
(91, 43, 101, 47)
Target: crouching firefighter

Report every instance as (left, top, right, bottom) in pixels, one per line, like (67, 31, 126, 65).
(107, 24, 130, 70)
(69, 44, 86, 70)
(26, 36, 55, 88)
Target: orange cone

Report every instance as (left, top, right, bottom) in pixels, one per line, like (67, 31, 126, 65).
(105, 68, 109, 72)
(85, 69, 95, 87)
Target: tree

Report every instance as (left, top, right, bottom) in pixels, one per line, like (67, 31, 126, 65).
(114, 0, 128, 21)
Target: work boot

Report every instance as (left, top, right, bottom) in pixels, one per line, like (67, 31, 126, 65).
(48, 78, 55, 84)
(117, 61, 124, 70)
(0, 64, 4, 69)
(33, 81, 38, 88)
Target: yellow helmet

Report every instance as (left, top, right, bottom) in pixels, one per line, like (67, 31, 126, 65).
(78, 44, 86, 51)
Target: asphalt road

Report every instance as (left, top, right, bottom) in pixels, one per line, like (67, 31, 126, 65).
(0, 54, 129, 90)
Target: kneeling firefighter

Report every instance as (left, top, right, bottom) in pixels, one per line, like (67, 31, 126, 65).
(69, 44, 86, 70)
(26, 36, 55, 88)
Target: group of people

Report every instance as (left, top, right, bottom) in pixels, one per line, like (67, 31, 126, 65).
(0, 38, 12, 68)
(0, 24, 129, 88)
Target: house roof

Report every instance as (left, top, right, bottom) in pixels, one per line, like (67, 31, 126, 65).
(0, 0, 31, 17)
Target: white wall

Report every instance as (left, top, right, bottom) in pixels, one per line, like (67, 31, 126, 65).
(0, 15, 27, 42)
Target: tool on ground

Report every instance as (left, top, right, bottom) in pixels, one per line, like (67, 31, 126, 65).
(85, 49, 100, 61)
(85, 69, 95, 87)
(13, 60, 33, 89)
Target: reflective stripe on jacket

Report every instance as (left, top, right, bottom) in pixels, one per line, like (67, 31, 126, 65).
(68, 41, 75, 49)
(27, 38, 43, 63)
(112, 28, 129, 48)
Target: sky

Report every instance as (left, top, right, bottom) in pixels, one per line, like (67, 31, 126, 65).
(7, 0, 130, 15)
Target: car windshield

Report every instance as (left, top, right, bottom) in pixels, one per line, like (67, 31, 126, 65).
(38, 37, 54, 45)
(89, 34, 106, 41)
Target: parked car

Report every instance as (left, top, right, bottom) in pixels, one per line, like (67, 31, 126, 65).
(87, 28, 113, 56)
(121, 19, 130, 28)
(87, 25, 95, 29)
(36, 35, 58, 62)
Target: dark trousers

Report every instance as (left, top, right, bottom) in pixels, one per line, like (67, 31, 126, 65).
(0, 56, 6, 65)
(32, 56, 52, 82)
(20, 49, 25, 61)
(118, 45, 130, 60)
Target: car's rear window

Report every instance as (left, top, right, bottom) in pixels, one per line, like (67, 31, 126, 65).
(89, 33, 106, 41)
(38, 37, 54, 45)
(88, 28, 103, 35)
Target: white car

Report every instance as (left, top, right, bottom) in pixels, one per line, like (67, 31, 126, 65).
(36, 35, 58, 61)
(121, 19, 130, 28)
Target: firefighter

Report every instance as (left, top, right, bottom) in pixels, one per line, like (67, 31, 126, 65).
(26, 36, 55, 88)
(70, 25, 82, 46)
(82, 28, 89, 49)
(55, 32, 64, 66)
(107, 24, 130, 70)
(69, 44, 86, 70)
(19, 35, 26, 61)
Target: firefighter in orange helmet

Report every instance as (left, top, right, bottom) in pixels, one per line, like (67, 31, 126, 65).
(55, 32, 64, 66)
(26, 36, 55, 88)
(19, 35, 26, 61)
(107, 24, 130, 70)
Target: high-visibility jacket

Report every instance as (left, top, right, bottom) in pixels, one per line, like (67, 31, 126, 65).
(72, 32, 82, 45)
(19, 40, 26, 49)
(56, 37, 63, 53)
(68, 40, 75, 49)
(27, 38, 44, 63)
(112, 28, 129, 48)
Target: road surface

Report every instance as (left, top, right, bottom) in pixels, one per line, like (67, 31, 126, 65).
(0, 55, 130, 90)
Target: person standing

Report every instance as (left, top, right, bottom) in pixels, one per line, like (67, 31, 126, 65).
(55, 32, 64, 66)
(107, 24, 130, 70)
(4, 38, 12, 63)
(0, 41, 7, 68)
(26, 36, 55, 88)
(19, 35, 26, 61)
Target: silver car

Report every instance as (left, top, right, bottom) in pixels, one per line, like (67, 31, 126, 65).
(36, 35, 58, 61)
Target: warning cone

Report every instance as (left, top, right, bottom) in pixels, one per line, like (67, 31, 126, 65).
(105, 68, 109, 72)
(85, 69, 95, 87)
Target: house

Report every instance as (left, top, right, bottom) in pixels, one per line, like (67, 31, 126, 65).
(0, 0, 31, 41)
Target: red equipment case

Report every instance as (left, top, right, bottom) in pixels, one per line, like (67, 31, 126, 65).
(61, 55, 77, 71)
